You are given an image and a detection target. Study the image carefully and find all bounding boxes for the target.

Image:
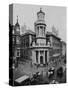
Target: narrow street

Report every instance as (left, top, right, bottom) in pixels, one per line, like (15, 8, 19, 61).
(14, 57, 66, 85)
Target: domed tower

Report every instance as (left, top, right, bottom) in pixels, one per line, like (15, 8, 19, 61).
(14, 16, 20, 45)
(34, 8, 47, 46)
(15, 16, 20, 35)
(14, 16, 21, 65)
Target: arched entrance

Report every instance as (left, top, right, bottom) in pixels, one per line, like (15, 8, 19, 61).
(40, 56, 43, 64)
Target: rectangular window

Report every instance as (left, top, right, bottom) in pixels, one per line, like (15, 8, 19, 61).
(17, 49, 20, 57)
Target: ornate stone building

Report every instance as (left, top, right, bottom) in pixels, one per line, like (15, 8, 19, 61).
(11, 8, 65, 67)
(31, 8, 51, 66)
(10, 16, 21, 67)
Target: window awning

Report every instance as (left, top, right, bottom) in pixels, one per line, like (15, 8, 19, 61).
(53, 53, 60, 57)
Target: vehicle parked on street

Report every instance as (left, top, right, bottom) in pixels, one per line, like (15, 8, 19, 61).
(30, 72, 41, 85)
(50, 80, 59, 84)
(48, 67, 55, 79)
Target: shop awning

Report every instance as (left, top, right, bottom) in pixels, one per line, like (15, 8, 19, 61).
(53, 53, 60, 57)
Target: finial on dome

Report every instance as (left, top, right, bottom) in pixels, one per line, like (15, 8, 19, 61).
(40, 7, 42, 11)
(15, 15, 20, 28)
(17, 16, 18, 23)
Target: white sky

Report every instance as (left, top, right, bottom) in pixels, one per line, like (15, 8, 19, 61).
(10, 4, 66, 42)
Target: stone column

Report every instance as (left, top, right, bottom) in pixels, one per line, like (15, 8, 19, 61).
(43, 51, 45, 64)
(38, 26, 39, 36)
(39, 26, 41, 37)
(42, 26, 44, 36)
(38, 51, 40, 64)
(32, 50, 36, 64)
(29, 35, 32, 46)
(47, 51, 49, 63)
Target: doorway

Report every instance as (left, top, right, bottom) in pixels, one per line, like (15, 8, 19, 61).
(45, 51, 47, 64)
(40, 56, 43, 64)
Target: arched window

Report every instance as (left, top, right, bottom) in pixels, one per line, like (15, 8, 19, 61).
(40, 26, 43, 36)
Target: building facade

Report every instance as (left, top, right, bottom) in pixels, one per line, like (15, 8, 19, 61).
(46, 32, 62, 63)
(10, 16, 21, 67)
(11, 8, 66, 67)
(61, 41, 66, 57)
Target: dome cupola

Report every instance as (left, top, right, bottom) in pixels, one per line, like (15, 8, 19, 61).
(15, 16, 20, 29)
